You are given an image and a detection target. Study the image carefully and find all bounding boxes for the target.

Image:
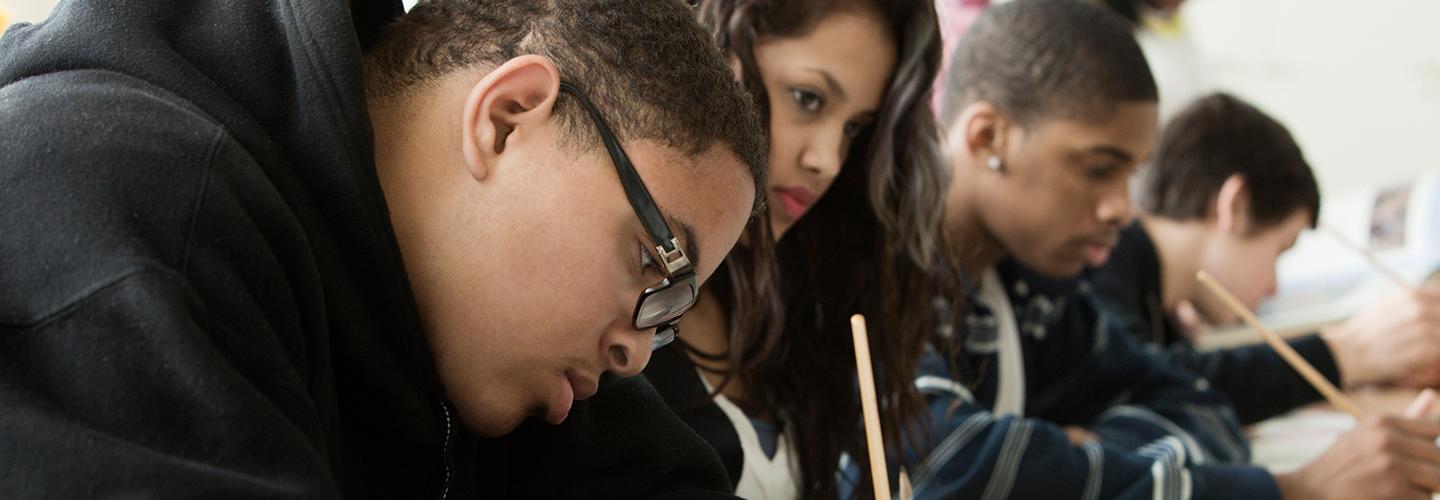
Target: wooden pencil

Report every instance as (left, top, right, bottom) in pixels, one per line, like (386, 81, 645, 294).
(1196, 271, 1365, 417)
(1404, 388, 1437, 419)
(851, 314, 892, 500)
(1320, 222, 1413, 292)
(898, 468, 913, 500)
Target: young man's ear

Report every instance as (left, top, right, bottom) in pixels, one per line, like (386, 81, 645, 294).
(461, 55, 562, 182)
(1213, 173, 1249, 234)
(947, 101, 1010, 174)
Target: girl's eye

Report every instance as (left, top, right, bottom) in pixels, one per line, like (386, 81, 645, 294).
(842, 121, 865, 139)
(791, 88, 823, 113)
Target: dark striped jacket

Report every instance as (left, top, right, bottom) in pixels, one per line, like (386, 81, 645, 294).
(844, 259, 1281, 500)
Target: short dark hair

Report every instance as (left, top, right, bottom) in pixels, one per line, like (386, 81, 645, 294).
(940, 0, 1157, 128)
(362, 0, 768, 213)
(1138, 92, 1321, 230)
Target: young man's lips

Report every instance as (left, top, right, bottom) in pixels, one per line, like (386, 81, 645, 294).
(546, 378, 574, 425)
(543, 372, 597, 425)
(566, 371, 598, 401)
(773, 186, 814, 219)
(1084, 242, 1114, 267)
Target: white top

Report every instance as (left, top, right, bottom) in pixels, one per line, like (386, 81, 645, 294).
(979, 267, 1026, 417)
(700, 371, 800, 499)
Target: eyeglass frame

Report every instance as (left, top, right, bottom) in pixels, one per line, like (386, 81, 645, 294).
(556, 81, 698, 350)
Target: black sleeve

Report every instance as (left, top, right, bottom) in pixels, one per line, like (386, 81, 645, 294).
(0, 270, 338, 497)
(644, 343, 743, 489)
(1090, 223, 1177, 347)
(474, 374, 737, 499)
(0, 77, 339, 496)
(1160, 334, 1342, 425)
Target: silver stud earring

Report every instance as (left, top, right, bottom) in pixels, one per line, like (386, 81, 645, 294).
(986, 155, 1004, 171)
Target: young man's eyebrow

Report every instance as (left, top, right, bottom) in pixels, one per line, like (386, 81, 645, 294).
(803, 67, 847, 100)
(1085, 146, 1134, 163)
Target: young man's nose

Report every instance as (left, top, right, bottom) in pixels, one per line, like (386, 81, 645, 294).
(1096, 186, 1133, 226)
(602, 323, 654, 377)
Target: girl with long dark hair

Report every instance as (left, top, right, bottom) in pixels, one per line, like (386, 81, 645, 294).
(643, 1, 958, 497)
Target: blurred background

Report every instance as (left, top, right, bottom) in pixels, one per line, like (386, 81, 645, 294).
(1181, 0, 1440, 193)
(5, 0, 1437, 195)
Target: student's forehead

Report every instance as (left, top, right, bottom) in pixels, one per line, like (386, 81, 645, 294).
(1033, 102, 1156, 147)
(1039, 118, 1156, 163)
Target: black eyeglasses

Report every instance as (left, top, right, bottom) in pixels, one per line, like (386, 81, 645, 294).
(558, 81, 698, 351)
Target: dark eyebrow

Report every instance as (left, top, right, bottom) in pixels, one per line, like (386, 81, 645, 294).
(1085, 146, 1134, 164)
(804, 67, 846, 100)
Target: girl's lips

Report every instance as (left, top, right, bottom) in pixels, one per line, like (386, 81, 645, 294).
(774, 186, 815, 219)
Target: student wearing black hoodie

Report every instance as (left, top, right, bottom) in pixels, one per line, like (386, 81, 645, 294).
(0, 0, 766, 497)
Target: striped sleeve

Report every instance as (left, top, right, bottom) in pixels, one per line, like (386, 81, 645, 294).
(1082, 318, 1250, 466)
(878, 352, 1282, 500)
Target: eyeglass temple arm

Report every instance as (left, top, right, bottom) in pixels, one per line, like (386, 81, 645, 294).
(558, 82, 690, 272)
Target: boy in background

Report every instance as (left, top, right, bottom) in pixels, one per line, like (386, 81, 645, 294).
(1093, 92, 1440, 425)
(897, 2, 1440, 499)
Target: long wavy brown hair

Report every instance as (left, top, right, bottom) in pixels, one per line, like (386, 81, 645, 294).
(683, 0, 962, 497)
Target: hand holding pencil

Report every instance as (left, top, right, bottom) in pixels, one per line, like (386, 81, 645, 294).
(1199, 272, 1440, 498)
(1317, 223, 1440, 388)
(1321, 285, 1440, 388)
(1271, 408, 1440, 500)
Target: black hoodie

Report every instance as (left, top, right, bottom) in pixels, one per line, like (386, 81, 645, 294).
(0, 0, 731, 497)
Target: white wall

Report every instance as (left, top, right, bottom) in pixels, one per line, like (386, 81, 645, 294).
(2, 0, 59, 25)
(1179, 0, 1440, 195)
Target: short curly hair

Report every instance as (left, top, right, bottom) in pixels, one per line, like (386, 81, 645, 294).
(363, 0, 768, 213)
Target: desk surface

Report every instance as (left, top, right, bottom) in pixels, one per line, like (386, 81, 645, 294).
(1249, 387, 1432, 473)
